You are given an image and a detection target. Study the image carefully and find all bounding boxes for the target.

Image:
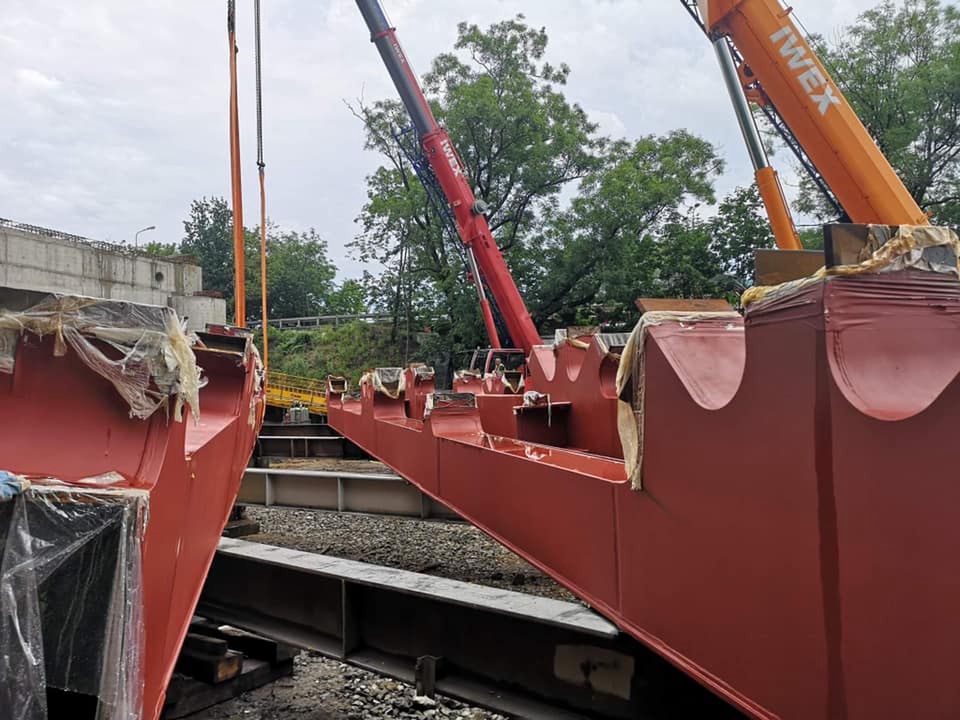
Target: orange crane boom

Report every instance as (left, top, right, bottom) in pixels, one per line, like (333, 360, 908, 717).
(698, 0, 929, 225)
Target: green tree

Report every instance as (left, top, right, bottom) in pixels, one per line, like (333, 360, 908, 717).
(530, 132, 724, 326)
(352, 15, 604, 352)
(798, 0, 960, 221)
(142, 241, 177, 257)
(326, 279, 368, 316)
(245, 226, 338, 321)
(179, 197, 345, 322)
(708, 185, 774, 288)
(180, 197, 235, 298)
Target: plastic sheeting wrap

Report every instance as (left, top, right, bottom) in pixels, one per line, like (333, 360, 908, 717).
(0, 293, 201, 422)
(361, 367, 406, 399)
(742, 224, 960, 309)
(0, 479, 147, 720)
(424, 392, 477, 418)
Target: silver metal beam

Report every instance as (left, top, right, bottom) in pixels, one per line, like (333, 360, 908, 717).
(713, 37, 769, 172)
(198, 540, 739, 719)
(249, 313, 393, 330)
(238, 467, 460, 520)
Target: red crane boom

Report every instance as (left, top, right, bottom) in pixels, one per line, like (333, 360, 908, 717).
(355, 0, 541, 353)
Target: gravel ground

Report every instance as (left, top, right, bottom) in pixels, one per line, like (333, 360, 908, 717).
(244, 505, 574, 602)
(186, 652, 506, 720)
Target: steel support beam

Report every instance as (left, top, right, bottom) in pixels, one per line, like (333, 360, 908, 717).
(199, 540, 738, 719)
(238, 467, 460, 520)
(257, 435, 345, 459)
(260, 423, 338, 438)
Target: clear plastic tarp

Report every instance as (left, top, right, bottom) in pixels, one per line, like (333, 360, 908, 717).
(0, 478, 147, 720)
(0, 292, 201, 422)
(361, 367, 406, 399)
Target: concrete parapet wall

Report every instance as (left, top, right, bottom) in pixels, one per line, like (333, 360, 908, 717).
(170, 295, 227, 332)
(0, 225, 224, 331)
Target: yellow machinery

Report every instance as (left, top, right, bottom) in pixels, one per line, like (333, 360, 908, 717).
(265, 372, 328, 416)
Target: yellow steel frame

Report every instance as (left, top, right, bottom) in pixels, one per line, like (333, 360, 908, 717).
(265, 371, 328, 415)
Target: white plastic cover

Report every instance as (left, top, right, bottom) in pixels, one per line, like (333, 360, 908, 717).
(361, 367, 406, 399)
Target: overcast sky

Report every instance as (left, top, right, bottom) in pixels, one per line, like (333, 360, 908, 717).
(1, 0, 884, 280)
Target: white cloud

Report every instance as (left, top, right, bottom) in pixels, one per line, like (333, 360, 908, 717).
(15, 68, 60, 92)
(0, 0, 897, 280)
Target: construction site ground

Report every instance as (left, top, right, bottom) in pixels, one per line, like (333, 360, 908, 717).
(185, 454, 572, 718)
(187, 651, 505, 719)
(244, 505, 574, 601)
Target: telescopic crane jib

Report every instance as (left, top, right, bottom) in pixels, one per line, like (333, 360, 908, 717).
(690, 0, 929, 227)
(355, 0, 542, 354)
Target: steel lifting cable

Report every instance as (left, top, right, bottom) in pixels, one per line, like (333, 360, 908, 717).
(254, 0, 270, 375)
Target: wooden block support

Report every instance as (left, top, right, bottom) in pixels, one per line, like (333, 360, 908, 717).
(189, 618, 295, 665)
(183, 633, 229, 657)
(164, 618, 299, 717)
(754, 249, 825, 286)
(635, 298, 734, 314)
(163, 658, 295, 719)
(175, 648, 243, 684)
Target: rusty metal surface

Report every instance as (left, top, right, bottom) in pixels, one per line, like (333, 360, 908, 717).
(199, 539, 740, 719)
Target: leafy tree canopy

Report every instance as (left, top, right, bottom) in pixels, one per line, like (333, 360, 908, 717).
(798, 0, 960, 222)
(179, 197, 354, 321)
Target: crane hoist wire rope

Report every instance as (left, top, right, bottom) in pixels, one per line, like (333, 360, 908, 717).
(254, 0, 270, 374)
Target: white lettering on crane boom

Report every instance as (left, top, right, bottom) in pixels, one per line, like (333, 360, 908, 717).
(440, 138, 464, 177)
(769, 26, 840, 116)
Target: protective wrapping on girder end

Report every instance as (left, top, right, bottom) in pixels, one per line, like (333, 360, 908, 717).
(742, 224, 960, 309)
(425, 392, 477, 418)
(409, 363, 435, 382)
(0, 478, 147, 720)
(361, 367, 406, 399)
(0, 292, 202, 422)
